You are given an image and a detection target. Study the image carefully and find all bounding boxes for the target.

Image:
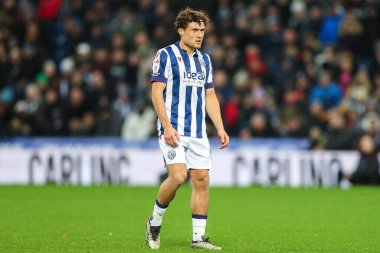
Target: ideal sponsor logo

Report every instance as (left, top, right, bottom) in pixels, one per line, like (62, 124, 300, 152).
(183, 71, 205, 80)
(182, 71, 205, 87)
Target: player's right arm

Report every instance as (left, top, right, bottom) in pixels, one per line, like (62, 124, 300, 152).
(151, 82, 180, 148)
(150, 49, 179, 148)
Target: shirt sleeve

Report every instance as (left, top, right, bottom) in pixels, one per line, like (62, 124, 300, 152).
(151, 49, 169, 84)
(205, 54, 214, 89)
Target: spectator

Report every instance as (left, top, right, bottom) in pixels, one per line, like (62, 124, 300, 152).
(223, 94, 239, 136)
(308, 126, 326, 150)
(63, 87, 94, 136)
(309, 71, 342, 110)
(341, 69, 371, 116)
(43, 87, 64, 135)
(283, 72, 310, 115)
(325, 110, 361, 150)
(246, 112, 277, 138)
(245, 44, 268, 78)
(339, 134, 380, 189)
(94, 96, 123, 136)
(371, 72, 380, 104)
(318, 3, 344, 46)
(338, 14, 366, 58)
(113, 82, 131, 119)
(337, 52, 354, 94)
(281, 107, 308, 138)
(121, 101, 155, 141)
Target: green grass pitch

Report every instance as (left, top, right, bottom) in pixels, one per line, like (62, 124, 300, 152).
(0, 185, 379, 253)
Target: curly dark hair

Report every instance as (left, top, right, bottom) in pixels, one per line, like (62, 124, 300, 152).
(174, 7, 209, 30)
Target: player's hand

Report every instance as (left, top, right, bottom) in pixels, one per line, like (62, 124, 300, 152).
(218, 129, 229, 149)
(164, 125, 180, 148)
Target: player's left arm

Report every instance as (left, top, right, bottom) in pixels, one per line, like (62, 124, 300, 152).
(205, 88, 229, 149)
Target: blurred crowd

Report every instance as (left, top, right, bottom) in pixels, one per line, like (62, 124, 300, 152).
(0, 0, 380, 150)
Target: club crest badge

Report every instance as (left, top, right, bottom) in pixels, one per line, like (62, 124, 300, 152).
(167, 150, 176, 160)
(199, 58, 205, 68)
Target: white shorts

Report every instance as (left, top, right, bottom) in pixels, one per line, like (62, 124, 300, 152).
(158, 135, 212, 170)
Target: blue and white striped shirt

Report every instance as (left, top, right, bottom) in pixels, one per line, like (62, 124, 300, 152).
(151, 41, 214, 138)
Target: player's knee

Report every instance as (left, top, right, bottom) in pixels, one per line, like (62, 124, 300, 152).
(193, 174, 209, 189)
(170, 172, 187, 187)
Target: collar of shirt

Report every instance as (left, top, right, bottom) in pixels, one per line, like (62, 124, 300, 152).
(175, 40, 198, 57)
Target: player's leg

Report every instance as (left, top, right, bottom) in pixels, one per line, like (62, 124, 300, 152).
(190, 169, 209, 240)
(187, 138, 221, 250)
(146, 137, 188, 249)
(154, 163, 188, 224)
(146, 163, 187, 249)
(189, 169, 220, 250)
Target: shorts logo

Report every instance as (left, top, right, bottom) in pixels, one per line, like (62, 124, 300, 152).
(167, 150, 176, 160)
